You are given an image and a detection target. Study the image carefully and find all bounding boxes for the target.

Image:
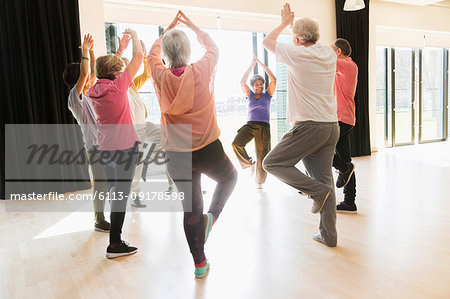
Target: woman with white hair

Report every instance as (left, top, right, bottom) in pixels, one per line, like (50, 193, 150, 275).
(148, 11, 237, 278)
(232, 55, 276, 189)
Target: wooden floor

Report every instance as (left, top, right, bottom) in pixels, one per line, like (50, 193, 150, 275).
(1, 141, 449, 299)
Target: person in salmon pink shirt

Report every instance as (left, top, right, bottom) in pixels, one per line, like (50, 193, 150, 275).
(149, 11, 237, 278)
(89, 28, 143, 259)
(331, 38, 358, 214)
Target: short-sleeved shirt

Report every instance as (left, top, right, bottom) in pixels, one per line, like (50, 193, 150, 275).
(67, 86, 98, 149)
(88, 71, 139, 150)
(248, 91, 271, 124)
(335, 57, 358, 126)
(275, 42, 338, 125)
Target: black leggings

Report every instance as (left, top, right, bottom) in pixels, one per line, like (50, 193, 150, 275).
(99, 145, 138, 244)
(166, 139, 238, 264)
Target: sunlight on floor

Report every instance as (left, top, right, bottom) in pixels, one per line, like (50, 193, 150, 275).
(33, 211, 93, 240)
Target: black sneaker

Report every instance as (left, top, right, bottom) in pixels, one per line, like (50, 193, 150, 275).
(131, 197, 147, 208)
(94, 220, 111, 232)
(336, 201, 357, 214)
(106, 241, 138, 259)
(336, 163, 355, 188)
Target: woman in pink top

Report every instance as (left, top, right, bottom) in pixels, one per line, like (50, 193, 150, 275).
(149, 11, 237, 278)
(89, 28, 144, 259)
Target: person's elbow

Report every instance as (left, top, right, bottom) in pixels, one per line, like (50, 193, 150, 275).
(263, 39, 275, 53)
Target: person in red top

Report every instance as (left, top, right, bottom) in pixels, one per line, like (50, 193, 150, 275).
(331, 38, 358, 214)
(89, 28, 144, 258)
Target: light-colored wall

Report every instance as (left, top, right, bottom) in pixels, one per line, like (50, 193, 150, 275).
(79, 0, 107, 55)
(102, 0, 336, 44)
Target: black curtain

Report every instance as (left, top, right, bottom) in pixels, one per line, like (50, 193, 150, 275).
(335, 0, 371, 156)
(1, 0, 91, 199)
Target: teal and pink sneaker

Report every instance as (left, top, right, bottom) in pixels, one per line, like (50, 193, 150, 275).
(203, 213, 214, 244)
(194, 260, 210, 278)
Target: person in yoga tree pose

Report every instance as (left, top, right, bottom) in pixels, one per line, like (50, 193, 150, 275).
(149, 11, 237, 278)
(262, 3, 339, 247)
(232, 55, 276, 189)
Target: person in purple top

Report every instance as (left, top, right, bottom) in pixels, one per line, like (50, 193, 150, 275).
(232, 55, 276, 189)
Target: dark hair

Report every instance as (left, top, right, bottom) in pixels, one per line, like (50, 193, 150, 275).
(62, 63, 80, 88)
(334, 38, 352, 56)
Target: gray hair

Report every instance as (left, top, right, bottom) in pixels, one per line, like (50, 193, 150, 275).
(250, 74, 265, 86)
(293, 18, 320, 44)
(161, 29, 191, 68)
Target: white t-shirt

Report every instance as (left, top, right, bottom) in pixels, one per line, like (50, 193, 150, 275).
(128, 87, 147, 137)
(68, 86, 98, 149)
(275, 42, 338, 124)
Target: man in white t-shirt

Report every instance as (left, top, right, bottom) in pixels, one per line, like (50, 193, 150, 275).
(262, 3, 340, 247)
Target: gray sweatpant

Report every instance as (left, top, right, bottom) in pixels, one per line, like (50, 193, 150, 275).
(263, 121, 339, 246)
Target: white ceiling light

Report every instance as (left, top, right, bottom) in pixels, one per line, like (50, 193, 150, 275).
(344, 0, 366, 11)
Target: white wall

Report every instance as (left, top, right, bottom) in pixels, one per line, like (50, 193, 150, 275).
(79, 0, 107, 55)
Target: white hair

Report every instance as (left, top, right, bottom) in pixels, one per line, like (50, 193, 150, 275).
(250, 74, 265, 86)
(161, 29, 191, 68)
(293, 18, 320, 44)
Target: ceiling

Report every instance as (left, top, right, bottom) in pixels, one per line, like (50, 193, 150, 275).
(379, 0, 450, 6)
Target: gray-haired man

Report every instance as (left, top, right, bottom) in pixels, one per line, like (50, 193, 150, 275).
(262, 3, 339, 247)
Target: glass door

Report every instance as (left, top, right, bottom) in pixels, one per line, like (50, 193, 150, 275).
(419, 48, 446, 143)
(392, 48, 415, 145)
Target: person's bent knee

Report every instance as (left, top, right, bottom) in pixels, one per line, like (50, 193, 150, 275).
(228, 166, 238, 185)
(223, 165, 238, 192)
(232, 140, 244, 150)
(262, 155, 274, 172)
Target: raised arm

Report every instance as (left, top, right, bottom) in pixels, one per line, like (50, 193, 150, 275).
(149, 13, 181, 87)
(241, 56, 257, 97)
(75, 34, 93, 96)
(115, 34, 131, 58)
(133, 40, 150, 91)
(263, 3, 294, 53)
(87, 40, 96, 89)
(124, 28, 144, 79)
(256, 57, 277, 97)
(178, 11, 201, 35)
(178, 11, 219, 72)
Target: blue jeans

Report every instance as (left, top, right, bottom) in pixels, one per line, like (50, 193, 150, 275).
(99, 143, 139, 244)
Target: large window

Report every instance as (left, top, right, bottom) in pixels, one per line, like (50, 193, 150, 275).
(376, 47, 449, 148)
(393, 48, 414, 145)
(104, 23, 292, 159)
(420, 48, 446, 142)
(376, 47, 388, 147)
